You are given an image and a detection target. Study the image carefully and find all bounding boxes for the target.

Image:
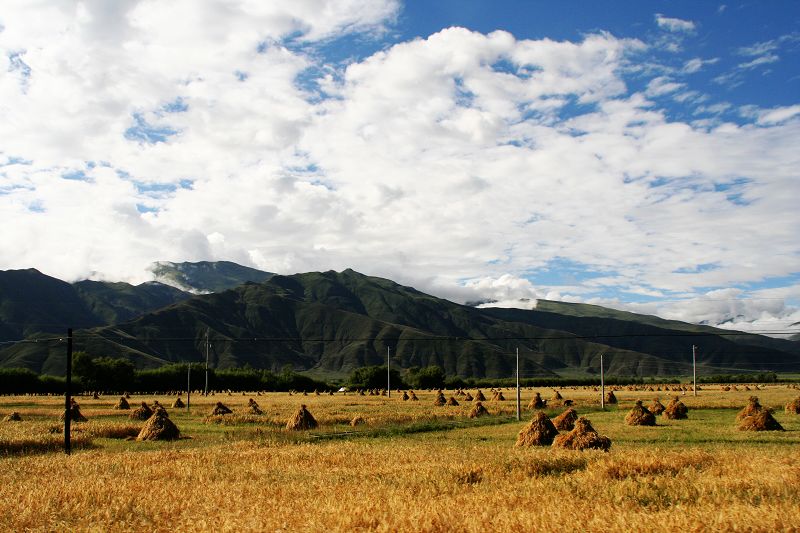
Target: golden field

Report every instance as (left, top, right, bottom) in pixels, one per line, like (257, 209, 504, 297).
(1, 385, 800, 532)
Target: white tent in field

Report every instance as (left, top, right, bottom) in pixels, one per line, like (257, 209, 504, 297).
(338, 387, 348, 393)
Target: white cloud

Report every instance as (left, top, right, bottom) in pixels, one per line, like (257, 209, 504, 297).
(682, 57, 718, 74)
(655, 14, 696, 33)
(0, 2, 798, 337)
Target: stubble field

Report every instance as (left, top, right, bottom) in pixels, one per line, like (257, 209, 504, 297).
(1, 385, 799, 532)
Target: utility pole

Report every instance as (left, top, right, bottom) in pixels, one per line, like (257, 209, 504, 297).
(692, 345, 697, 397)
(600, 352, 605, 410)
(64, 328, 73, 455)
(204, 328, 210, 396)
(515, 347, 521, 421)
(387, 346, 391, 398)
(187, 363, 191, 410)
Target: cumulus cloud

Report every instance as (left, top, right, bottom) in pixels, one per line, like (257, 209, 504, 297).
(0, 1, 798, 336)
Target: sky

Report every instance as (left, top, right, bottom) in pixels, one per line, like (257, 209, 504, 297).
(1, 0, 799, 336)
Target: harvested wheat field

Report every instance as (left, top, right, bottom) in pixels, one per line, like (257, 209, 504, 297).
(1, 386, 799, 531)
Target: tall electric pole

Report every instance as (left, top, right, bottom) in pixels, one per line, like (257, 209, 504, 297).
(515, 347, 521, 421)
(692, 344, 697, 397)
(387, 346, 391, 398)
(600, 352, 605, 409)
(204, 328, 210, 396)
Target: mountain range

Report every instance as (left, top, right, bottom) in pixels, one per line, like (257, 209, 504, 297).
(1, 263, 797, 378)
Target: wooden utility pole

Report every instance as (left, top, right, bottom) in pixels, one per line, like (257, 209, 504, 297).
(600, 352, 605, 409)
(387, 346, 391, 398)
(515, 347, 521, 421)
(187, 363, 191, 410)
(64, 328, 73, 455)
(692, 345, 697, 397)
(204, 328, 210, 396)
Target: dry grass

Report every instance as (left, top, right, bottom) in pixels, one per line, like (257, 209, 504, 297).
(0, 387, 799, 531)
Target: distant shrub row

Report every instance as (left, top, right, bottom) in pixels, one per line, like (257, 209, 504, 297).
(0, 359, 789, 395)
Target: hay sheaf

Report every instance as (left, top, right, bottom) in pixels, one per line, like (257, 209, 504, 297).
(211, 402, 232, 416)
(515, 411, 559, 447)
(527, 392, 546, 410)
(433, 391, 447, 406)
(736, 396, 764, 422)
(553, 408, 578, 431)
(785, 397, 800, 415)
(738, 409, 784, 432)
(130, 402, 153, 421)
(551, 390, 563, 401)
(350, 415, 366, 427)
(402, 391, 409, 401)
(492, 391, 506, 401)
(446, 396, 460, 406)
(60, 400, 87, 423)
(409, 391, 419, 402)
(113, 397, 130, 410)
(625, 400, 656, 426)
(474, 390, 487, 402)
(463, 392, 473, 401)
(649, 398, 666, 416)
(604, 391, 618, 404)
(662, 397, 688, 420)
(244, 398, 262, 415)
(136, 409, 180, 441)
(172, 397, 185, 409)
(468, 402, 489, 418)
(3, 412, 22, 422)
(552, 417, 611, 452)
(286, 404, 318, 430)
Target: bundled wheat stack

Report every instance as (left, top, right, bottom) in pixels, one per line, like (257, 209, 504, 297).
(649, 398, 666, 416)
(114, 396, 130, 410)
(662, 397, 688, 420)
(474, 390, 487, 401)
(245, 398, 263, 415)
(433, 391, 447, 406)
(211, 402, 232, 416)
(552, 390, 563, 401)
(605, 391, 618, 404)
(409, 391, 419, 401)
(455, 389, 465, 397)
(492, 391, 506, 401)
(527, 392, 545, 409)
(468, 401, 489, 418)
(446, 396, 460, 406)
(738, 409, 784, 431)
(172, 397, 185, 408)
(552, 417, 611, 451)
(136, 408, 180, 441)
(515, 411, 559, 447)
(92, 392, 100, 400)
(350, 415, 366, 427)
(60, 400, 88, 422)
(785, 397, 800, 414)
(286, 404, 318, 430)
(625, 400, 656, 426)
(402, 391, 409, 401)
(463, 392, 473, 401)
(3, 412, 22, 422)
(553, 408, 578, 431)
(130, 402, 153, 421)
(736, 396, 764, 421)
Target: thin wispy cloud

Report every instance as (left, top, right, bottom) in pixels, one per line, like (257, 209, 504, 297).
(655, 14, 696, 33)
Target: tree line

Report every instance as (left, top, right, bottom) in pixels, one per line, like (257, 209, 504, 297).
(0, 353, 785, 395)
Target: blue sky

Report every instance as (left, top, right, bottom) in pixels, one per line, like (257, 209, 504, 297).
(0, 1, 798, 335)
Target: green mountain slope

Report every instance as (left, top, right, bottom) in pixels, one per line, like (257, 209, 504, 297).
(149, 261, 274, 293)
(0, 269, 101, 341)
(74, 280, 190, 324)
(3, 268, 797, 378)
